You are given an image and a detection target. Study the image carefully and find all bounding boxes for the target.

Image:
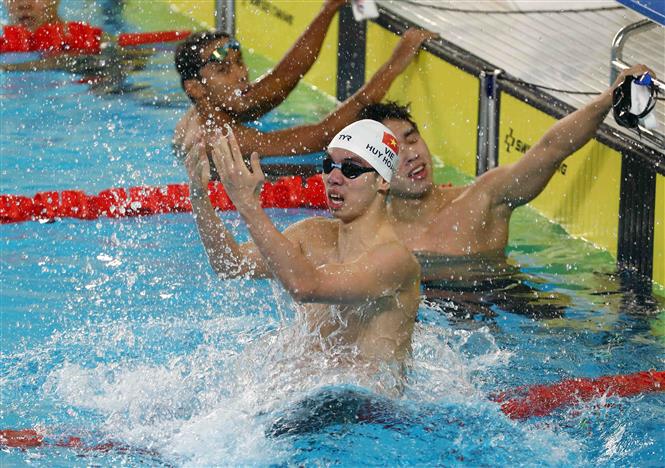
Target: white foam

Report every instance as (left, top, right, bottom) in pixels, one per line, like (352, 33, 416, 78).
(38, 300, 561, 465)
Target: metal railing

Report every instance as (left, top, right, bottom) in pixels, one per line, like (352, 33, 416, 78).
(611, 19, 665, 150)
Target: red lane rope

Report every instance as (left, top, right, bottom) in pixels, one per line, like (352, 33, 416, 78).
(1, 370, 662, 449)
(0, 429, 155, 455)
(493, 370, 665, 420)
(1, 22, 101, 53)
(0, 175, 328, 224)
(0, 23, 190, 54)
(117, 31, 191, 48)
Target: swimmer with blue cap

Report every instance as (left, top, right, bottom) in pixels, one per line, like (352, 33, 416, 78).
(185, 120, 420, 386)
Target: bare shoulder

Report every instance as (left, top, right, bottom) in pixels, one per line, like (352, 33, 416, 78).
(437, 183, 468, 200)
(442, 168, 509, 206)
(368, 240, 420, 277)
(470, 165, 511, 195)
(283, 216, 338, 241)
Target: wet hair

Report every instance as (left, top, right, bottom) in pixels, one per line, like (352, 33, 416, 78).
(175, 31, 230, 88)
(358, 101, 419, 133)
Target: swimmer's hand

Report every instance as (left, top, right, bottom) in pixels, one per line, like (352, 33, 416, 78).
(610, 64, 656, 90)
(383, 28, 438, 74)
(399, 28, 439, 54)
(210, 128, 265, 212)
(324, 0, 349, 11)
(184, 130, 211, 199)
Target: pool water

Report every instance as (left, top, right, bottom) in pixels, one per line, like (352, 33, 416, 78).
(2, 2, 664, 466)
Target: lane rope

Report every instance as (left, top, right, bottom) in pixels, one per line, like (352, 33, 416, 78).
(0, 175, 328, 224)
(1, 369, 662, 449)
(492, 369, 665, 420)
(0, 23, 190, 54)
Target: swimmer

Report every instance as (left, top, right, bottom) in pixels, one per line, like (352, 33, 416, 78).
(360, 64, 656, 284)
(1, 0, 151, 90)
(4, 0, 62, 32)
(173, 23, 437, 159)
(185, 121, 420, 377)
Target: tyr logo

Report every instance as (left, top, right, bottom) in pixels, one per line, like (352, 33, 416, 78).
(338, 134, 352, 141)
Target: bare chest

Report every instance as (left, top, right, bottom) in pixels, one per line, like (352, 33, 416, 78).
(394, 198, 509, 256)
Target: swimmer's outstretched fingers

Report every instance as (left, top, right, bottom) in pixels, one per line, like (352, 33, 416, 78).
(613, 63, 657, 88)
(399, 28, 440, 53)
(184, 137, 213, 197)
(211, 130, 265, 208)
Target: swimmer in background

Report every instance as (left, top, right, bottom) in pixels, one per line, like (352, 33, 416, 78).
(1, 0, 151, 92)
(3, 0, 62, 32)
(184, 121, 420, 388)
(173, 17, 437, 160)
(359, 64, 654, 317)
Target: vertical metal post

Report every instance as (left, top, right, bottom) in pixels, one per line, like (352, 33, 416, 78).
(216, 0, 235, 36)
(617, 152, 656, 279)
(487, 69, 501, 170)
(476, 69, 501, 176)
(336, 5, 366, 101)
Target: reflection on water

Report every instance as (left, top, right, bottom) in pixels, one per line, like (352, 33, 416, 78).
(415, 248, 515, 285)
(416, 250, 570, 321)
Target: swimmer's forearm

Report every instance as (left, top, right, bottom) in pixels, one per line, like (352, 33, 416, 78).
(241, 32, 427, 157)
(539, 89, 612, 163)
(190, 192, 247, 277)
(493, 90, 614, 207)
(255, 3, 340, 98)
(237, 202, 319, 300)
(297, 38, 423, 145)
(354, 39, 422, 103)
(223, 3, 341, 118)
(329, 31, 429, 114)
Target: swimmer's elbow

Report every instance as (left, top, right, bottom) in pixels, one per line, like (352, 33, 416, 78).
(289, 289, 308, 303)
(286, 277, 321, 303)
(287, 285, 314, 303)
(211, 258, 251, 280)
(215, 269, 244, 280)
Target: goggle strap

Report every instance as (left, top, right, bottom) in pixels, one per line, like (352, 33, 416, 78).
(635, 86, 657, 119)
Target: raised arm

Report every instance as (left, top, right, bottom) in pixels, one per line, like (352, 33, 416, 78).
(485, 64, 654, 209)
(226, 0, 347, 119)
(287, 244, 419, 304)
(233, 28, 439, 157)
(213, 130, 419, 304)
(184, 134, 270, 279)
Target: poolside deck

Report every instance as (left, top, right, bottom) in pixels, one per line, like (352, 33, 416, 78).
(378, 0, 665, 152)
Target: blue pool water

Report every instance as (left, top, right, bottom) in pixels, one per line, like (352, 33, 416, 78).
(2, 2, 664, 466)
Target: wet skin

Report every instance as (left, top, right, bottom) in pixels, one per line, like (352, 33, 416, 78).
(5, 0, 61, 32)
(383, 118, 511, 282)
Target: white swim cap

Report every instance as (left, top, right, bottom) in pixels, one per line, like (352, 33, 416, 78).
(327, 119, 399, 182)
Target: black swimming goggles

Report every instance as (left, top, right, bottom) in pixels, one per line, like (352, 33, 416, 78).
(204, 39, 241, 66)
(322, 157, 376, 179)
(612, 73, 658, 129)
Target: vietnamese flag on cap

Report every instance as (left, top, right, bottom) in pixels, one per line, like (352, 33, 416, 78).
(382, 132, 399, 154)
